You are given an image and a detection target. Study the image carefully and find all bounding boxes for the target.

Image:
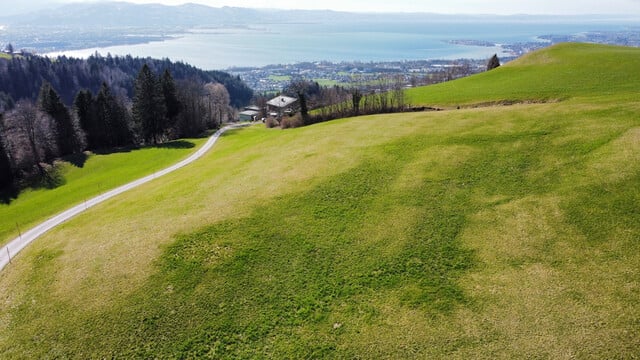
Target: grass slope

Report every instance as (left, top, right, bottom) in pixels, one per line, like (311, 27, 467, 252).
(407, 43, 640, 107)
(0, 138, 207, 246)
(1, 43, 639, 358)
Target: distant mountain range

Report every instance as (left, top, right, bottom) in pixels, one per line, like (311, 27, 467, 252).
(2, 2, 395, 29)
(1, 2, 638, 56)
(3, 1, 636, 29)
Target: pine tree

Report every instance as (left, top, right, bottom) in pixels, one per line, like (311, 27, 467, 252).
(39, 82, 83, 155)
(297, 90, 309, 125)
(487, 54, 501, 71)
(351, 87, 363, 116)
(96, 83, 132, 147)
(132, 64, 166, 144)
(161, 69, 181, 129)
(74, 89, 99, 148)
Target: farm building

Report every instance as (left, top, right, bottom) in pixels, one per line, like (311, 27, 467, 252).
(238, 106, 261, 121)
(267, 95, 297, 118)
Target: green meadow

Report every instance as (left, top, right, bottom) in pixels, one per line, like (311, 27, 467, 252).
(267, 75, 292, 82)
(407, 43, 640, 107)
(0, 43, 638, 358)
(0, 138, 207, 246)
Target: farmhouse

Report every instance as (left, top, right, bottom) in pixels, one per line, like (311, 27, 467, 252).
(267, 95, 297, 118)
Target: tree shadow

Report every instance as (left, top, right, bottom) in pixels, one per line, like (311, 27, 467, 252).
(93, 146, 135, 155)
(153, 140, 196, 150)
(195, 129, 216, 139)
(1, 163, 69, 204)
(1, 137, 201, 204)
(64, 152, 89, 168)
(0, 186, 18, 205)
(220, 128, 245, 138)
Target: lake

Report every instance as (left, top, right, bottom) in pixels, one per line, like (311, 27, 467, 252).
(48, 19, 635, 70)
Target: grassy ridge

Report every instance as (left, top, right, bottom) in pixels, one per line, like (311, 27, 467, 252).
(0, 138, 207, 246)
(0, 43, 639, 357)
(407, 43, 640, 106)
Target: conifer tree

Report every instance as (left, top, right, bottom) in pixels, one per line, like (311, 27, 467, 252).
(74, 89, 98, 148)
(38, 82, 83, 155)
(132, 64, 166, 144)
(161, 69, 181, 129)
(351, 87, 363, 116)
(96, 83, 132, 147)
(487, 54, 501, 71)
(297, 90, 309, 124)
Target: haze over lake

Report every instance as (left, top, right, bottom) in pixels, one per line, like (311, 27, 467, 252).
(49, 19, 635, 70)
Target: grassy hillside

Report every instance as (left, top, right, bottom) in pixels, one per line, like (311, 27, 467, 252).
(0, 138, 207, 247)
(407, 43, 640, 107)
(0, 43, 639, 358)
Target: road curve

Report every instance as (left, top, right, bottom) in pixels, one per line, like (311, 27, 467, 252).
(0, 123, 250, 272)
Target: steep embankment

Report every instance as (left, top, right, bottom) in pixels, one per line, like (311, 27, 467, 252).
(0, 43, 638, 358)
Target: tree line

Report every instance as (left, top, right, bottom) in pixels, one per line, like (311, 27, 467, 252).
(0, 63, 235, 194)
(264, 54, 501, 129)
(0, 53, 252, 108)
(257, 76, 411, 129)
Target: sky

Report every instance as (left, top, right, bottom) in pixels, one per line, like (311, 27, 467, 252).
(3, 0, 640, 16)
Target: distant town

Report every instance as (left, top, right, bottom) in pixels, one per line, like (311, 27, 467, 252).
(229, 30, 640, 93)
(229, 58, 495, 94)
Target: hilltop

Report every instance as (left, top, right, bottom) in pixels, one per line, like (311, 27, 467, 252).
(407, 42, 640, 106)
(0, 43, 638, 358)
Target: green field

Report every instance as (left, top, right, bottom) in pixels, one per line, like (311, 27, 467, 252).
(0, 138, 207, 246)
(0, 43, 639, 358)
(407, 43, 640, 107)
(268, 75, 292, 82)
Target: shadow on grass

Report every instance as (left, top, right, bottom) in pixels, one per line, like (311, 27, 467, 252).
(0, 186, 18, 204)
(0, 165, 67, 204)
(153, 140, 196, 150)
(93, 146, 135, 155)
(64, 152, 89, 168)
(93, 139, 198, 154)
(1, 137, 204, 204)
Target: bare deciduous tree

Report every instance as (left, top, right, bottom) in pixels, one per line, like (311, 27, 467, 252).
(204, 83, 231, 128)
(0, 114, 14, 189)
(174, 80, 209, 137)
(2, 99, 58, 179)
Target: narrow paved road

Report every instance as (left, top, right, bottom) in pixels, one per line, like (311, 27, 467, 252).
(0, 123, 250, 272)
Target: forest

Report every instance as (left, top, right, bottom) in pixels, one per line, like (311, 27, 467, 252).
(0, 53, 254, 196)
(0, 52, 253, 107)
